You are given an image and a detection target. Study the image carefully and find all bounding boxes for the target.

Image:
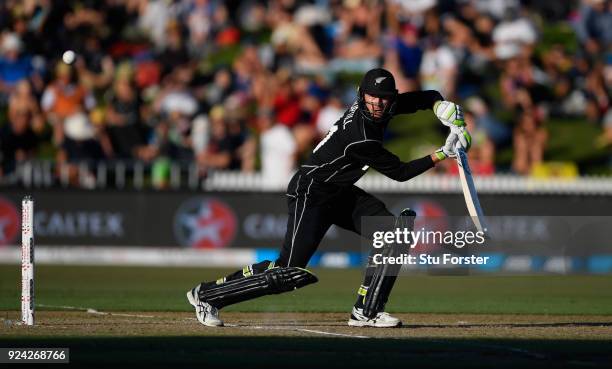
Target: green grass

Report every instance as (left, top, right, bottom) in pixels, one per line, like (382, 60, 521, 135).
(1, 265, 611, 315)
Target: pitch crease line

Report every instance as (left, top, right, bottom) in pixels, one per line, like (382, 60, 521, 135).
(37, 304, 155, 318)
(225, 323, 370, 339)
(35, 305, 370, 338)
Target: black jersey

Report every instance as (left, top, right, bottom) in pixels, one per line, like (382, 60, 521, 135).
(299, 90, 443, 186)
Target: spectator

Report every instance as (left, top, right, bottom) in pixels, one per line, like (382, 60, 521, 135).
(76, 33, 115, 91)
(41, 62, 95, 144)
(335, 1, 382, 61)
(56, 111, 108, 188)
(197, 105, 246, 173)
(583, 65, 610, 123)
(0, 81, 44, 177)
(293, 76, 320, 155)
(105, 75, 148, 160)
(259, 108, 296, 189)
(269, 7, 326, 72)
(471, 14, 496, 60)
(390, 23, 423, 91)
(464, 96, 511, 146)
(574, 0, 612, 55)
(512, 107, 548, 175)
(8, 79, 44, 134)
(203, 68, 234, 108)
(137, 0, 172, 51)
(474, 0, 520, 21)
(387, 0, 436, 27)
(157, 20, 189, 75)
(184, 0, 218, 56)
(420, 36, 458, 99)
(0, 33, 35, 99)
(463, 109, 495, 176)
(500, 57, 551, 116)
(596, 108, 612, 148)
(316, 94, 345, 138)
(492, 13, 537, 60)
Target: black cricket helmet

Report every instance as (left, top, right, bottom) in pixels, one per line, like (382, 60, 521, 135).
(358, 68, 398, 122)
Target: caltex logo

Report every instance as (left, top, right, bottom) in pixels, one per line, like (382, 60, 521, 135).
(174, 198, 237, 248)
(0, 197, 19, 246)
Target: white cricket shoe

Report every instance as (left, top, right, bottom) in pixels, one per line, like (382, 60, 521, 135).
(348, 307, 402, 328)
(186, 285, 223, 327)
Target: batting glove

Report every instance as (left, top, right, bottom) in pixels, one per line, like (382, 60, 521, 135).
(434, 100, 466, 128)
(453, 125, 472, 151)
(435, 131, 459, 160)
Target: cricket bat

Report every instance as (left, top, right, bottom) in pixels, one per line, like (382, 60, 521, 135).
(455, 148, 489, 238)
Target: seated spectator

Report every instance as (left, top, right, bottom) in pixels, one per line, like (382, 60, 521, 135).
(316, 94, 345, 137)
(293, 77, 320, 155)
(273, 74, 301, 129)
(512, 107, 548, 174)
(41, 62, 95, 144)
(471, 14, 496, 61)
(0, 99, 41, 178)
(0, 79, 46, 179)
(203, 68, 234, 107)
(463, 109, 496, 176)
(389, 0, 437, 20)
(8, 79, 44, 134)
(258, 108, 296, 189)
(500, 57, 551, 115)
(492, 7, 537, 53)
(474, 0, 521, 20)
(162, 110, 195, 162)
(184, 0, 217, 56)
(465, 96, 511, 146)
(105, 76, 148, 160)
(56, 112, 108, 188)
(0, 33, 35, 99)
(335, 1, 382, 60)
(574, 0, 612, 55)
(269, 8, 326, 72)
(157, 20, 189, 76)
(395, 24, 423, 87)
(596, 108, 612, 148)
(232, 45, 265, 94)
(156, 66, 198, 118)
(190, 113, 210, 163)
(583, 66, 610, 123)
(76, 33, 115, 91)
(196, 106, 249, 173)
(420, 36, 458, 99)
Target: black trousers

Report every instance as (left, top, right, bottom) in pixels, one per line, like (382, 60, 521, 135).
(276, 172, 393, 268)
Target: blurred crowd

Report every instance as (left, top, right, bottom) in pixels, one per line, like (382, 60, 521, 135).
(0, 0, 610, 187)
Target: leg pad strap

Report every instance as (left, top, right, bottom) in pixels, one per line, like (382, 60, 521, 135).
(199, 267, 318, 309)
(363, 208, 416, 318)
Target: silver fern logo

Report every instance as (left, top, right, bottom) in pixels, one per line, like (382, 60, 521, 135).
(374, 77, 386, 85)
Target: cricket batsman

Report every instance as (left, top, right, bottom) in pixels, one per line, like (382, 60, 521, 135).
(187, 68, 471, 327)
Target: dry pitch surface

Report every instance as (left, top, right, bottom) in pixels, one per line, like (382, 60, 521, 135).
(2, 310, 612, 368)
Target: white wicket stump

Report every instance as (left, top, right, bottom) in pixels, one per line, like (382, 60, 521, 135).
(21, 196, 34, 326)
